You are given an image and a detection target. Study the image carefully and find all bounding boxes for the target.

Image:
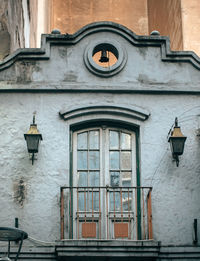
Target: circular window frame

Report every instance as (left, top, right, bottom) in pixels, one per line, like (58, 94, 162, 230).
(84, 40, 127, 77)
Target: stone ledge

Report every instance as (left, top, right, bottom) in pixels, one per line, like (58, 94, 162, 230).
(56, 240, 160, 259)
(0, 244, 199, 260)
(0, 246, 56, 260)
(0, 83, 200, 93)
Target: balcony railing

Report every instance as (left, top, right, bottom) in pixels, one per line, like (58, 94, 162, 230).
(60, 186, 153, 240)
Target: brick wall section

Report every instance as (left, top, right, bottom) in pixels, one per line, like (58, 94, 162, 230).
(51, 0, 148, 35)
(148, 0, 183, 51)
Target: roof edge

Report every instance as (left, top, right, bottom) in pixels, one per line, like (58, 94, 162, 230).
(0, 21, 200, 71)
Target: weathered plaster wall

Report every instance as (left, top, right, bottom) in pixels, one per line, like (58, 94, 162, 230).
(0, 92, 199, 245)
(51, 0, 148, 35)
(0, 0, 50, 57)
(0, 0, 28, 59)
(6, 0, 26, 52)
(181, 0, 200, 57)
(0, 27, 200, 246)
(0, 0, 10, 60)
(148, 0, 183, 51)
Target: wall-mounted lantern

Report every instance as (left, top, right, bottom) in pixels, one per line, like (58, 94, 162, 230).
(24, 115, 42, 165)
(168, 117, 187, 167)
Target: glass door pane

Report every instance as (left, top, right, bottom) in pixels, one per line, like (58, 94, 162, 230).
(73, 126, 136, 239)
(109, 130, 132, 212)
(77, 130, 100, 212)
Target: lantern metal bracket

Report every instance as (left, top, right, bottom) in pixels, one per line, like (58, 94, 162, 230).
(173, 154, 179, 167)
(31, 153, 35, 165)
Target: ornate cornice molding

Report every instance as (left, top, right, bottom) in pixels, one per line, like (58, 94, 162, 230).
(0, 22, 200, 71)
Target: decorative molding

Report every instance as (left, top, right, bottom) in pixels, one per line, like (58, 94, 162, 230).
(59, 103, 150, 122)
(0, 21, 200, 71)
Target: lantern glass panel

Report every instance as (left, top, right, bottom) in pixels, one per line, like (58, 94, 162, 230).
(170, 137, 186, 155)
(26, 135, 40, 153)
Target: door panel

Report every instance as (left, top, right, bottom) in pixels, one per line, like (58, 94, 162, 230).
(73, 126, 136, 239)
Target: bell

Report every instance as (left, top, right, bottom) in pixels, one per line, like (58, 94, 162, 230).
(99, 49, 109, 63)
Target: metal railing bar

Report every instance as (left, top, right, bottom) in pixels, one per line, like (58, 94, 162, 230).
(99, 189, 101, 239)
(77, 188, 79, 239)
(60, 188, 64, 240)
(60, 186, 153, 189)
(106, 188, 109, 239)
(60, 186, 153, 241)
(128, 188, 131, 239)
(120, 188, 123, 222)
(134, 188, 138, 240)
(142, 188, 145, 240)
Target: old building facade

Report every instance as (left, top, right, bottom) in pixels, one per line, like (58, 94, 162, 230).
(0, 0, 200, 260)
(0, 21, 200, 260)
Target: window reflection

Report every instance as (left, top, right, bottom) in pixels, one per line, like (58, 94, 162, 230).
(89, 131, 99, 149)
(110, 172, 120, 187)
(78, 132, 88, 149)
(121, 133, 131, 150)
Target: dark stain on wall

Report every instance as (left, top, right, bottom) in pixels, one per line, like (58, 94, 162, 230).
(138, 47, 148, 58)
(13, 178, 26, 206)
(63, 72, 78, 82)
(15, 61, 36, 82)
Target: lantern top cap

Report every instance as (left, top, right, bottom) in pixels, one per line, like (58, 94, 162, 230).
(26, 124, 42, 136)
(24, 115, 42, 139)
(170, 127, 186, 138)
(168, 117, 187, 140)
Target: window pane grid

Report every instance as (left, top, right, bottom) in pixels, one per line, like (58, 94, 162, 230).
(109, 130, 132, 187)
(77, 130, 100, 211)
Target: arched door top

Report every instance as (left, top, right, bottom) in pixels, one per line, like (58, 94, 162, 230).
(59, 103, 150, 122)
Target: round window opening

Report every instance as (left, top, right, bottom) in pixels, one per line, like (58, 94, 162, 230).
(92, 43, 118, 68)
(84, 40, 127, 77)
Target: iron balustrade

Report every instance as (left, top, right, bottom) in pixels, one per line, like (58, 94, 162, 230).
(60, 186, 153, 240)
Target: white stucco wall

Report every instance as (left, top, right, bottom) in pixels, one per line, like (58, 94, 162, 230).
(0, 92, 199, 245)
(0, 24, 199, 246)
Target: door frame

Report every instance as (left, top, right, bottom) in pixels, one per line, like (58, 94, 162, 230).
(69, 120, 141, 239)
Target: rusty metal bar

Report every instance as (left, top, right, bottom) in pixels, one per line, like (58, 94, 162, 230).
(60, 188, 64, 240)
(69, 187, 72, 239)
(61, 186, 152, 189)
(120, 188, 123, 222)
(77, 188, 79, 240)
(134, 188, 138, 240)
(92, 188, 94, 222)
(60, 186, 153, 240)
(113, 189, 116, 223)
(128, 188, 131, 239)
(99, 188, 101, 239)
(142, 188, 145, 240)
(147, 189, 153, 239)
(106, 187, 109, 239)
(84, 189, 87, 223)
